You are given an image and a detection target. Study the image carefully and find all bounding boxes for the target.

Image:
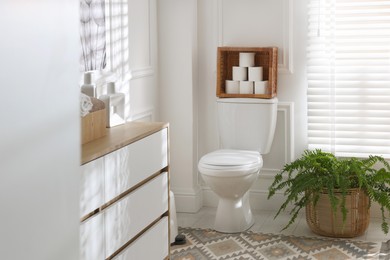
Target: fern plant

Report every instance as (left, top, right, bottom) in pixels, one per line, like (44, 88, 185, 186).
(268, 149, 390, 234)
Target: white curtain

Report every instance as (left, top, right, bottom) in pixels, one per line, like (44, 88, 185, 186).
(307, 0, 390, 158)
(80, 0, 106, 72)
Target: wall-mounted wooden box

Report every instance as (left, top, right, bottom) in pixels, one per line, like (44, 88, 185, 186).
(216, 47, 278, 98)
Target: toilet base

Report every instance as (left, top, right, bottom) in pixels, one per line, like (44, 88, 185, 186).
(214, 192, 254, 233)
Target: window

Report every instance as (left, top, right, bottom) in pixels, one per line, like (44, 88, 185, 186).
(307, 0, 390, 158)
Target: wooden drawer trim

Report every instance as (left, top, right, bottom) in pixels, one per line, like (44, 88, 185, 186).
(105, 214, 168, 260)
(80, 208, 100, 223)
(80, 167, 168, 223)
(82, 122, 168, 165)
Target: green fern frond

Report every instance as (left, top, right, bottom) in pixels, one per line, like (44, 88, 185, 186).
(267, 149, 390, 235)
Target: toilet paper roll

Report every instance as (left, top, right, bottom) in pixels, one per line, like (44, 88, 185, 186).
(225, 80, 239, 94)
(239, 52, 255, 67)
(239, 81, 254, 94)
(232, 66, 247, 81)
(248, 67, 263, 82)
(254, 81, 269, 95)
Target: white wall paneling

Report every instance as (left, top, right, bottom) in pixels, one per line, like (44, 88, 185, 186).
(217, 0, 293, 74)
(104, 0, 131, 84)
(101, 0, 159, 122)
(93, 0, 133, 120)
(128, 0, 154, 79)
(131, 108, 154, 122)
(129, 0, 152, 68)
(158, 0, 201, 213)
(97, 0, 155, 88)
(282, 0, 294, 74)
(127, 0, 156, 124)
(161, 0, 311, 212)
(261, 102, 294, 176)
(128, 0, 159, 121)
(131, 67, 154, 79)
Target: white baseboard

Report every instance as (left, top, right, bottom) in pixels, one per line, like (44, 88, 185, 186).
(201, 187, 383, 218)
(202, 187, 287, 211)
(172, 187, 202, 213)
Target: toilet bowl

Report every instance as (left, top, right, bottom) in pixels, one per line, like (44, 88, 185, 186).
(198, 97, 278, 233)
(198, 149, 263, 233)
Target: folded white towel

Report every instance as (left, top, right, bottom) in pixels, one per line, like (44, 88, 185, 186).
(80, 93, 93, 117)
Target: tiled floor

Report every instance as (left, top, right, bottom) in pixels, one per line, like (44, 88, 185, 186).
(177, 207, 390, 243)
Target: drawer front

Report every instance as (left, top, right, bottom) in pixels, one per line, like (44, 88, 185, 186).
(113, 217, 169, 260)
(105, 172, 168, 257)
(104, 128, 168, 202)
(80, 214, 105, 260)
(80, 157, 105, 218)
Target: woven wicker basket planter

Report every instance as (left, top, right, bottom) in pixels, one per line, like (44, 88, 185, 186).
(305, 188, 370, 238)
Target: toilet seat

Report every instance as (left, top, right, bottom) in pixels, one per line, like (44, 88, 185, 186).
(198, 149, 263, 177)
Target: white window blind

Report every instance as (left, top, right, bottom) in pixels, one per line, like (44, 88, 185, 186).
(307, 0, 390, 158)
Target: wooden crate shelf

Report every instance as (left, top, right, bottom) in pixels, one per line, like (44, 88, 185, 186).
(216, 47, 278, 99)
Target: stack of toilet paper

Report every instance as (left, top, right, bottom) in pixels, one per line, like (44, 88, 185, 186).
(225, 53, 269, 95)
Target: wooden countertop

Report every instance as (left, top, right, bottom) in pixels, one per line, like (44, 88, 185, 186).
(81, 121, 169, 165)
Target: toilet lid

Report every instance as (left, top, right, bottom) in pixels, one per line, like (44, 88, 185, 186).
(200, 149, 261, 167)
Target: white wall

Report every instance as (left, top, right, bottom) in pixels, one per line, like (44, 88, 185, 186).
(128, 0, 160, 122)
(199, 0, 309, 210)
(0, 1, 80, 259)
(97, 0, 159, 123)
(159, 0, 310, 212)
(158, 0, 202, 212)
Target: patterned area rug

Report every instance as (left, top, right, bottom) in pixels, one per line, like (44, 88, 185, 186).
(171, 227, 389, 260)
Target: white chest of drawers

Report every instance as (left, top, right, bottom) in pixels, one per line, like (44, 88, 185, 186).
(80, 122, 170, 260)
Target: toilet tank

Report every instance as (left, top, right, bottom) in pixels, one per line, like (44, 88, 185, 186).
(217, 98, 278, 154)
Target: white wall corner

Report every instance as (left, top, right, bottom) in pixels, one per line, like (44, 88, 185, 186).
(172, 186, 203, 213)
